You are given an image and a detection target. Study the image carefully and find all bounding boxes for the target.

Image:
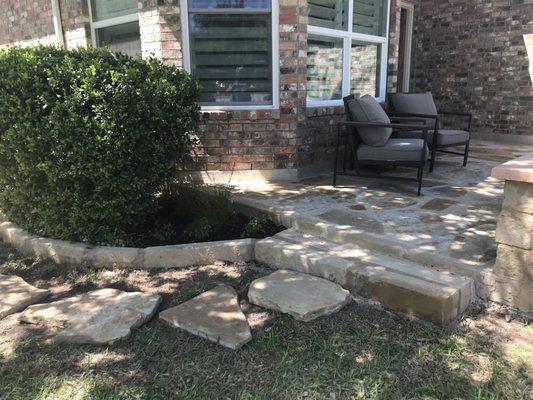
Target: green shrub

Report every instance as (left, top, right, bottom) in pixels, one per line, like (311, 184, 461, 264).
(0, 46, 199, 245)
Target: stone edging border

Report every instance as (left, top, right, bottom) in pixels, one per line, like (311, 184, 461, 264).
(0, 214, 255, 269)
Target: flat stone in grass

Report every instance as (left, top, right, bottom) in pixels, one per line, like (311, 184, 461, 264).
(0, 274, 49, 319)
(248, 270, 351, 322)
(18, 288, 161, 345)
(160, 285, 252, 350)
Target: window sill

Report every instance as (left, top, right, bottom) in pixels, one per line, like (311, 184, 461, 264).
(199, 105, 279, 112)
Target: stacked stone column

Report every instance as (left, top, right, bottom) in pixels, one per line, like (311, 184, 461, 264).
(492, 177, 533, 312)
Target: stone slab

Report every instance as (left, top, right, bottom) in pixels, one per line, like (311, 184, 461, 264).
(502, 181, 533, 214)
(491, 153, 533, 183)
(160, 285, 251, 350)
(495, 208, 533, 250)
(248, 270, 351, 322)
(0, 275, 49, 319)
(493, 244, 532, 281)
(421, 198, 457, 211)
(317, 209, 384, 234)
(143, 239, 255, 269)
(19, 288, 161, 345)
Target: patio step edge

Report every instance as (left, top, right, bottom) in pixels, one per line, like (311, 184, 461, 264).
(255, 230, 474, 325)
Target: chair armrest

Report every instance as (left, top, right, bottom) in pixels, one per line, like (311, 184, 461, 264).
(388, 111, 438, 120)
(338, 120, 429, 131)
(438, 111, 472, 131)
(438, 110, 472, 117)
(389, 116, 427, 124)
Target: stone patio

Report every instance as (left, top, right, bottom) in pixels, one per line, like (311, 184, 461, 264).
(233, 139, 533, 322)
(235, 140, 532, 272)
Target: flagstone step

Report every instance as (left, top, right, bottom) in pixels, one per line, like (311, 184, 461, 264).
(234, 196, 492, 279)
(255, 229, 474, 325)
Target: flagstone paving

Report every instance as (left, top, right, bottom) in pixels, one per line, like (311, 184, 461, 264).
(233, 140, 533, 271)
(0, 274, 49, 319)
(248, 270, 352, 322)
(19, 288, 161, 345)
(160, 285, 252, 350)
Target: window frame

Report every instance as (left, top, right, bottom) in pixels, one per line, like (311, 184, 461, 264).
(307, 0, 391, 108)
(87, 0, 140, 49)
(180, 0, 280, 111)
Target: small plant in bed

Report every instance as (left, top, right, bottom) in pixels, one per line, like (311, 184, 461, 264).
(133, 183, 284, 247)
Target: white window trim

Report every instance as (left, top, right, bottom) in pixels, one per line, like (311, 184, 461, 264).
(399, 1, 414, 92)
(87, 1, 140, 48)
(180, 0, 280, 111)
(307, 0, 391, 107)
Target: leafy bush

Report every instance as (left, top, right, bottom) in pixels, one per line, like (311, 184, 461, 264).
(0, 46, 199, 245)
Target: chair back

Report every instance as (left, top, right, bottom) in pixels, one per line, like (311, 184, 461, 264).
(342, 94, 362, 147)
(387, 92, 438, 129)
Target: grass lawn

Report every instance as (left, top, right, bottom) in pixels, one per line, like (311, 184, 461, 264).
(0, 242, 531, 400)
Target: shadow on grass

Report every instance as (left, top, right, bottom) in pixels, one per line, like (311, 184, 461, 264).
(2, 298, 531, 400)
(0, 243, 531, 399)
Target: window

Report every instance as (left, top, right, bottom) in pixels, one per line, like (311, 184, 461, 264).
(307, 35, 343, 101)
(307, 0, 389, 106)
(89, 0, 141, 58)
(181, 0, 279, 109)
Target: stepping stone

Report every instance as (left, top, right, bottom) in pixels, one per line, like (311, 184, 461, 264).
(160, 285, 251, 350)
(18, 288, 161, 345)
(0, 275, 49, 319)
(248, 270, 351, 322)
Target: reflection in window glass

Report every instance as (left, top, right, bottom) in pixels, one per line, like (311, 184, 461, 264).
(350, 40, 381, 97)
(306, 35, 343, 101)
(90, 0, 137, 21)
(189, 13, 272, 105)
(352, 0, 387, 36)
(188, 0, 270, 9)
(308, 0, 348, 30)
(96, 21, 141, 58)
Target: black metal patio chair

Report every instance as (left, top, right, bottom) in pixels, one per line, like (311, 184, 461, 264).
(387, 92, 472, 172)
(333, 94, 430, 196)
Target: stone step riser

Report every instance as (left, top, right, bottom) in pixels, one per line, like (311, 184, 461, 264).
(255, 237, 474, 325)
(291, 214, 487, 278)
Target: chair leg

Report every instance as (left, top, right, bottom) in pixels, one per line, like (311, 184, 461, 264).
(429, 146, 437, 173)
(417, 166, 424, 196)
(463, 140, 470, 167)
(333, 129, 341, 187)
(342, 131, 348, 174)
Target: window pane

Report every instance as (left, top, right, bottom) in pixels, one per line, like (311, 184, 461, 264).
(96, 21, 141, 58)
(308, 0, 348, 30)
(350, 40, 381, 97)
(91, 0, 137, 21)
(189, 14, 272, 105)
(306, 35, 343, 101)
(188, 0, 270, 9)
(353, 0, 388, 36)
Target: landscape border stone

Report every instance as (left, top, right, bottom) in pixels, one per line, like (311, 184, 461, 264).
(0, 213, 255, 269)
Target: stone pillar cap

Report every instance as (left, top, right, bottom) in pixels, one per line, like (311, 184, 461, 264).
(491, 153, 533, 183)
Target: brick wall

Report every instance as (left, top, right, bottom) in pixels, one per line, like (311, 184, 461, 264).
(0, 0, 56, 47)
(0, 0, 91, 49)
(411, 0, 533, 136)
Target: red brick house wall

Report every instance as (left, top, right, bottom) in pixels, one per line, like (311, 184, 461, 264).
(0, 0, 56, 47)
(411, 0, 533, 136)
(0, 0, 530, 180)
